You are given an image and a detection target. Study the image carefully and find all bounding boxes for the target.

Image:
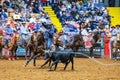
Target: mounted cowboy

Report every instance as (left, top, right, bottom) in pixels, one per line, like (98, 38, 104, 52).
(4, 22, 13, 48)
(111, 24, 120, 46)
(20, 22, 30, 47)
(112, 24, 120, 59)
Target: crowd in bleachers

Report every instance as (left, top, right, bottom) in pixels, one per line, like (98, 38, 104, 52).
(0, 0, 120, 59)
(0, 0, 57, 49)
(52, 0, 120, 46)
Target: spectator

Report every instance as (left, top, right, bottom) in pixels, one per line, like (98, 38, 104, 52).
(111, 25, 120, 45)
(41, 0, 47, 6)
(25, 11, 31, 22)
(29, 15, 36, 23)
(13, 11, 22, 21)
(62, 24, 70, 48)
(46, 22, 55, 50)
(0, 9, 8, 19)
(4, 22, 13, 46)
(26, 5, 33, 13)
(20, 22, 29, 46)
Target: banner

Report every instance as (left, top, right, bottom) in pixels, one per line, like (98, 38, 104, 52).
(16, 46, 27, 56)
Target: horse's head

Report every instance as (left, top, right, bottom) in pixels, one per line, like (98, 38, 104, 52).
(66, 34, 84, 52)
(74, 34, 84, 46)
(53, 34, 63, 48)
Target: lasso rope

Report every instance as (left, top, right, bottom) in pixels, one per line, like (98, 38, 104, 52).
(44, 50, 120, 66)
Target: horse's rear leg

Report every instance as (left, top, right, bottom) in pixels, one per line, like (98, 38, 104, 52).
(24, 56, 34, 67)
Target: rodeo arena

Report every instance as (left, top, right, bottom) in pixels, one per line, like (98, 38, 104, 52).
(0, 0, 120, 80)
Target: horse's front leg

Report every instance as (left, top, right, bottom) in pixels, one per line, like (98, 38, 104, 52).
(25, 48, 30, 59)
(14, 46, 18, 60)
(33, 53, 40, 66)
(23, 52, 34, 67)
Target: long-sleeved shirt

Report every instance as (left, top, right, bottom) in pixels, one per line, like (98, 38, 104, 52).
(20, 25, 29, 34)
(63, 26, 70, 35)
(81, 29, 89, 36)
(4, 27, 13, 35)
(112, 28, 120, 36)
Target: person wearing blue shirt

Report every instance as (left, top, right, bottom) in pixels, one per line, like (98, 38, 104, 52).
(35, 22, 42, 31)
(62, 24, 70, 48)
(46, 23, 55, 50)
(112, 25, 120, 36)
(4, 23, 13, 46)
(111, 25, 120, 46)
(0, 9, 8, 19)
(20, 22, 29, 46)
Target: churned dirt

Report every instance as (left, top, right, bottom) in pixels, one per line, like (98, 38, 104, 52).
(0, 58, 120, 80)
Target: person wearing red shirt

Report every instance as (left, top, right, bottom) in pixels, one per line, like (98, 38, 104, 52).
(41, 0, 47, 6)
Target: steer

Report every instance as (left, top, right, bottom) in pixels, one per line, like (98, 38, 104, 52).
(43, 51, 74, 71)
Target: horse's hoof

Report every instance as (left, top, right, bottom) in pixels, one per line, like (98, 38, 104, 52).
(23, 64, 27, 67)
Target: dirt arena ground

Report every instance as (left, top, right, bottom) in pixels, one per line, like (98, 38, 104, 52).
(0, 58, 120, 80)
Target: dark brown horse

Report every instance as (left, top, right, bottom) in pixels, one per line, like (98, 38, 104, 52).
(24, 31, 45, 67)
